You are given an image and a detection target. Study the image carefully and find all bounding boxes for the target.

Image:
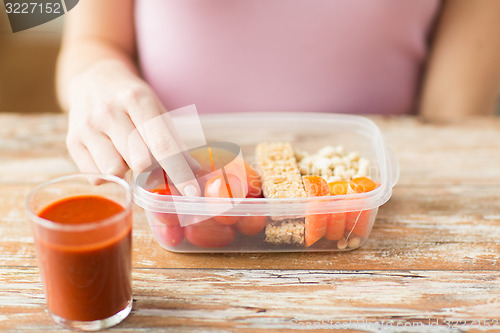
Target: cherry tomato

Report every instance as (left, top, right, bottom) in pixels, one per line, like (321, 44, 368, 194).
(204, 173, 246, 225)
(149, 211, 180, 226)
(204, 173, 246, 199)
(244, 162, 262, 198)
(151, 187, 171, 195)
(185, 218, 236, 248)
(236, 216, 267, 236)
(151, 182, 182, 195)
(190, 145, 262, 198)
(155, 224, 184, 247)
(150, 186, 180, 226)
(213, 216, 240, 225)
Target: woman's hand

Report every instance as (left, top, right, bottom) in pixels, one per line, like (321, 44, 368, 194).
(65, 59, 201, 197)
(57, 0, 200, 196)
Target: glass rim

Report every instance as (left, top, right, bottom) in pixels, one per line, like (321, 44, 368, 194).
(26, 173, 133, 232)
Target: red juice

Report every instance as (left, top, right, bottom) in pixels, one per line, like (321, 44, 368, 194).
(35, 195, 132, 322)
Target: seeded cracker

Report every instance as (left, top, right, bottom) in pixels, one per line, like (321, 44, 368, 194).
(255, 142, 306, 246)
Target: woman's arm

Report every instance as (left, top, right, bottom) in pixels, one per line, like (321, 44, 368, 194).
(419, 0, 500, 121)
(56, 0, 201, 197)
(56, 0, 136, 109)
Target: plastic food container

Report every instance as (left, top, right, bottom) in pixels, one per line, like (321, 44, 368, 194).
(131, 112, 399, 252)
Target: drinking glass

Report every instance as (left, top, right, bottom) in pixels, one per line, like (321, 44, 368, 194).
(26, 174, 133, 331)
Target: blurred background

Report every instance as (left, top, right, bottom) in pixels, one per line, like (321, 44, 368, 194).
(1, 8, 499, 115)
(0, 8, 62, 113)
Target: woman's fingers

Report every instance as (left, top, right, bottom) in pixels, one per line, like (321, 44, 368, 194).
(106, 112, 153, 177)
(82, 132, 129, 177)
(66, 62, 201, 197)
(125, 87, 201, 197)
(66, 138, 100, 174)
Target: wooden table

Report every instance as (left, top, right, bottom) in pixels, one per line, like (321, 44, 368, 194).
(0, 113, 499, 332)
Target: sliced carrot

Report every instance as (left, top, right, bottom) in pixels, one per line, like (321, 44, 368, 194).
(326, 180, 348, 240)
(328, 181, 349, 195)
(325, 212, 346, 241)
(303, 175, 330, 196)
(344, 177, 376, 237)
(303, 176, 330, 247)
(305, 214, 329, 247)
(351, 177, 377, 193)
(345, 210, 372, 237)
(304, 176, 377, 244)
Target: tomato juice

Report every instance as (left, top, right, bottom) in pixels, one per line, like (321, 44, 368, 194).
(34, 195, 132, 322)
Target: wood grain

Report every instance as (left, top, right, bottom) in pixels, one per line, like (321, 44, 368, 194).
(1, 113, 499, 332)
(2, 113, 500, 185)
(1, 268, 499, 332)
(374, 116, 500, 186)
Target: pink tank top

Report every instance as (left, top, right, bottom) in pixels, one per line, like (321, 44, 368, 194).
(135, 0, 440, 115)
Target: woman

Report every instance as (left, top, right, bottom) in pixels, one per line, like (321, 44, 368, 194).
(56, 0, 500, 196)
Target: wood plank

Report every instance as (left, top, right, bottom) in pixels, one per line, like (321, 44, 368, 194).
(2, 113, 500, 185)
(3, 185, 498, 270)
(0, 267, 498, 332)
(372, 116, 500, 185)
(0, 113, 75, 184)
(1, 114, 500, 332)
